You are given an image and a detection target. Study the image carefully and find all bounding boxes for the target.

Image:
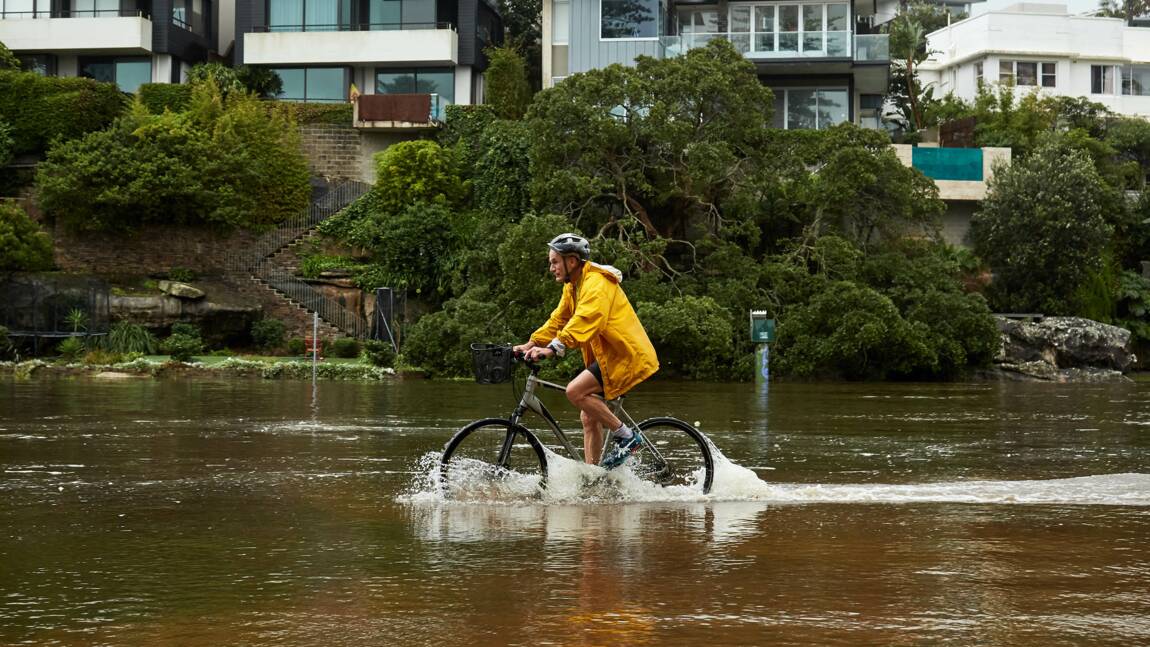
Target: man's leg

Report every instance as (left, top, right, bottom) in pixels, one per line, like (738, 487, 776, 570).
(567, 370, 621, 465)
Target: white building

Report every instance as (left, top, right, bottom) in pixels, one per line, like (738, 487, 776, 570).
(920, 2, 1150, 117)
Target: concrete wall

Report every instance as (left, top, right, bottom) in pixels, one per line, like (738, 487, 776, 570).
(0, 16, 153, 52)
(891, 144, 1011, 201)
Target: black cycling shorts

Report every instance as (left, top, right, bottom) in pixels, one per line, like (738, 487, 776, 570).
(587, 361, 604, 387)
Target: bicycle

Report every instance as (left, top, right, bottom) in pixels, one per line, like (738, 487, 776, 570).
(438, 343, 715, 498)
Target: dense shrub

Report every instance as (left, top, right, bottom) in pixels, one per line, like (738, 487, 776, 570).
(265, 102, 352, 125)
(0, 119, 12, 167)
(637, 296, 734, 380)
(345, 202, 464, 297)
(37, 84, 310, 231)
(330, 337, 361, 358)
(0, 70, 125, 155)
(473, 119, 532, 218)
(972, 136, 1116, 315)
(168, 267, 197, 282)
(138, 83, 193, 114)
(403, 297, 514, 376)
(371, 140, 469, 213)
(287, 337, 307, 355)
(251, 318, 287, 350)
(362, 339, 396, 367)
(0, 201, 52, 271)
(162, 333, 203, 362)
(171, 322, 201, 338)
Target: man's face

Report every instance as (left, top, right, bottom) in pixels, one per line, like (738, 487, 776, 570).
(548, 250, 576, 282)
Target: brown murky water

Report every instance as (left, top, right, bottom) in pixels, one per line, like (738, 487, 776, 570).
(2, 376, 1148, 645)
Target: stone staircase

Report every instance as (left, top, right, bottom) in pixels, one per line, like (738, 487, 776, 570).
(224, 179, 372, 339)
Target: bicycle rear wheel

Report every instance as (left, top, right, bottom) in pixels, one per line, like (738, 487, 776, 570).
(633, 417, 714, 494)
(439, 418, 548, 500)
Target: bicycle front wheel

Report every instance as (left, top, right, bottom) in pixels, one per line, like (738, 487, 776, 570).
(439, 418, 548, 500)
(633, 417, 714, 494)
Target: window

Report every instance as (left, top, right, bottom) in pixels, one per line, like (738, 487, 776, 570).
(1092, 65, 1116, 95)
(1, 0, 50, 18)
(79, 57, 151, 93)
(269, 0, 353, 31)
(172, 0, 206, 34)
(772, 88, 849, 129)
(601, 0, 660, 39)
(17, 54, 56, 76)
(974, 61, 983, 86)
(72, 0, 119, 17)
(1121, 65, 1150, 96)
(677, 6, 719, 48)
(727, 2, 849, 56)
(375, 67, 455, 103)
(553, 0, 569, 44)
(273, 67, 348, 102)
(999, 60, 1055, 87)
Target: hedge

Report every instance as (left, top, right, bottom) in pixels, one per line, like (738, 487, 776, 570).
(138, 83, 193, 114)
(0, 70, 125, 154)
(265, 101, 353, 125)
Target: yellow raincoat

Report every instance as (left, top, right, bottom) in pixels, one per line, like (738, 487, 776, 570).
(530, 261, 659, 399)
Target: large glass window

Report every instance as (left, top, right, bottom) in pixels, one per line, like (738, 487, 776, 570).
(79, 57, 152, 93)
(729, 2, 847, 56)
(1122, 65, 1150, 96)
(2, 0, 51, 18)
(273, 67, 347, 102)
(269, 0, 352, 31)
(601, 0, 659, 39)
(72, 0, 119, 16)
(773, 87, 849, 129)
(375, 67, 454, 103)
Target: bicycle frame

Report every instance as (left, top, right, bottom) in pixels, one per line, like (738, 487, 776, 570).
(505, 365, 666, 466)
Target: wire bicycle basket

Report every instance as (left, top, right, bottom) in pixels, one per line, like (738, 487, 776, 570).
(470, 343, 514, 384)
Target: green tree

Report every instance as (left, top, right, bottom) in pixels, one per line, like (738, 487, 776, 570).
(972, 135, 1116, 314)
(528, 39, 774, 242)
(498, 0, 542, 91)
(37, 83, 309, 231)
(0, 41, 18, 70)
(0, 119, 13, 168)
(473, 119, 533, 218)
(0, 201, 52, 271)
(484, 45, 533, 120)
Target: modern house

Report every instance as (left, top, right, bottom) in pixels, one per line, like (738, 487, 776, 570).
(0, 0, 221, 91)
(920, 3, 1150, 118)
(541, 0, 892, 129)
(233, 0, 502, 111)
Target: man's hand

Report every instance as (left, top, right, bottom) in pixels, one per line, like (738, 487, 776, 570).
(524, 346, 555, 362)
(512, 341, 536, 355)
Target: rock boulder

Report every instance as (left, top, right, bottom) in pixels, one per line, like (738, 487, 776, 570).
(994, 316, 1136, 381)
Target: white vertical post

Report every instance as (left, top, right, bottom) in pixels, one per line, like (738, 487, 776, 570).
(312, 312, 319, 384)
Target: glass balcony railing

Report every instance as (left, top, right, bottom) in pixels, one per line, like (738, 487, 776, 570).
(854, 34, 889, 63)
(661, 31, 889, 63)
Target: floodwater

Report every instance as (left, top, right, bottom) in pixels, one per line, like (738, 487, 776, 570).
(1, 376, 1148, 646)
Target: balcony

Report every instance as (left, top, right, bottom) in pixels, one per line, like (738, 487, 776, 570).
(244, 23, 458, 66)
(0, 11, 153, 53)
(661, 31, 889, 64)
(353, 92, 450, 130)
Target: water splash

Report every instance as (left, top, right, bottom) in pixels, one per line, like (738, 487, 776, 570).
(401, 447, 1150, 507)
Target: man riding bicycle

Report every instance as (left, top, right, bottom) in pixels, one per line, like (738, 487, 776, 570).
(513, 233, 660, 469)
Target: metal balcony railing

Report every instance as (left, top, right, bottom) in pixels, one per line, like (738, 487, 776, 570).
(0, 8, 151, 18)
(661, 31, 889, 63)
(252, 21, 454, 32)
